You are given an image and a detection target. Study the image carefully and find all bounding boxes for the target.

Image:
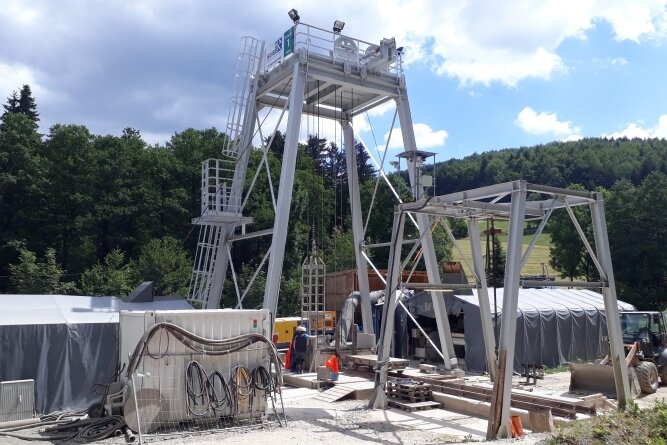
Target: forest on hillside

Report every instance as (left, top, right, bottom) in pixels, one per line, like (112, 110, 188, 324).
(1, 85, 666, 312)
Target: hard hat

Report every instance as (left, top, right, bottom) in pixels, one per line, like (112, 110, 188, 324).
(296, 325, 306, 332)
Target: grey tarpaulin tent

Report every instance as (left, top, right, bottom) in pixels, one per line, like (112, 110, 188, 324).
(0, 295, 191, 414)
(444, 288, 635, 373)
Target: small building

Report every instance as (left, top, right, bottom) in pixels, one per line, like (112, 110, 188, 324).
(0, 294, 191, 414)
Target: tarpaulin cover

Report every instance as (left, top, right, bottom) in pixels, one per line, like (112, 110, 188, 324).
(0, 295, 191, 414)
(405, 288, 635, 373)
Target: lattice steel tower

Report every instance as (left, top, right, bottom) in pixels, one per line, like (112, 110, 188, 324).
(188, 16, 457, 371)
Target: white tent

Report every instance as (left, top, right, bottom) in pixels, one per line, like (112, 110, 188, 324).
(0, 294, 191, 414)
(443, 288, 636, 372)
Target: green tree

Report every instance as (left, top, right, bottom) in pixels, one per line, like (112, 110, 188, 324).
(133, 237, 191, 297)
(607, 173, 667, 309)
(9, 246, 75, 294)
(322, 227, 357, 272)
(355, 140, 376, 183)
(80, 249, 135, 296)
(1, 91, 19, 121)
(0, 112, 42, 290)
(547, 184, 597, 281)
(486, 236, 506, 287)
(35, 125, 98, 273)
(18, 85, 39, 122)
(89, 129, 147, 259)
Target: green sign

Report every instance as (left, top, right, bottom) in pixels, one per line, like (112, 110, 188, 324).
(284, 27, 294, 57)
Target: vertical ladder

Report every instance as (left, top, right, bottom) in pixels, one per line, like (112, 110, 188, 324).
(189, 36, 263, 309)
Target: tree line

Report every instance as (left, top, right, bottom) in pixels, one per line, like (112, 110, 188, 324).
(1, 85, 666, 312)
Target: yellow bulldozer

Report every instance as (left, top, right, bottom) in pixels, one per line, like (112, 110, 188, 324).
(570, 311, 667, 397)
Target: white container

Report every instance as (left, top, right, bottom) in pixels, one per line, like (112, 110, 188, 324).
(120, 309, 270, 426)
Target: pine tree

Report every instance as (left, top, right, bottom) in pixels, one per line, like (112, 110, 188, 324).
(1, 91, 19, 122)
(18, 84, 39, 122)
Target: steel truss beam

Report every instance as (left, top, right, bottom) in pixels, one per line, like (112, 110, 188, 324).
(372, 179, 629, 438)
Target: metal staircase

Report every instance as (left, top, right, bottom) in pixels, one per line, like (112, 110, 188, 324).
(189, 36, 263, 309)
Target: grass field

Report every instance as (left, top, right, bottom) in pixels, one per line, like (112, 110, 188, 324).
(449, 220, 560, 279)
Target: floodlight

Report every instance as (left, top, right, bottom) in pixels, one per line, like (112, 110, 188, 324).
(288, 9, 300, 24)
(333, 20, 345, 34)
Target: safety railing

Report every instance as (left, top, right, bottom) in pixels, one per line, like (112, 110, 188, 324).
(264, 22, 402, 76)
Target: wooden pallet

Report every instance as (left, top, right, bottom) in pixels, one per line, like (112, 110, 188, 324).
(387, 399, 441, 412)
(386, 381, 433, 402)
(385, 391, 431, 403)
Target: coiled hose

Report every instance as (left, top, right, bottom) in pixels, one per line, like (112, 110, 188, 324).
(231, 365, 252, 414)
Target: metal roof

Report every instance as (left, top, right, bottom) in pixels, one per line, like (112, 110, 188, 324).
(450, 288, 635, 315)
(0, 294, 192, 325)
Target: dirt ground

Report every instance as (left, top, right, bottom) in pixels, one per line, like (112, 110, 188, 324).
(2, 369, 667, 445)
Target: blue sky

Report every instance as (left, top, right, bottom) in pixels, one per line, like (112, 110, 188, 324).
(1, 0, 666, 166)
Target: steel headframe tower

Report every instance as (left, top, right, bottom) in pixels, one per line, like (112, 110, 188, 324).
(369, 180, 630, 439)
(189, 19, 459, 367)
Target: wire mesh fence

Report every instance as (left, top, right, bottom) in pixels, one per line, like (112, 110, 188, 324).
(120, 314, 286, 443)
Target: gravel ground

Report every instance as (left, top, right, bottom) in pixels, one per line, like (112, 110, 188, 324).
(3, 370, 667, 445)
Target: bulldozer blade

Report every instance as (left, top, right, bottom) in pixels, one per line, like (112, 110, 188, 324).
(569, 363, 639, 398)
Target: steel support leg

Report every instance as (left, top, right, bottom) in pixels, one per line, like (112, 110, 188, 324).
(591, 193, 630, 408)
(263, 61, 307, 325)
(494, 181, 526, 438)
(370, 210, 405, 409)
(343, 120, 374, 335)
(206, 224, 234, 309)
(468, 219, 497, 380)
(395, 92, 456, 368)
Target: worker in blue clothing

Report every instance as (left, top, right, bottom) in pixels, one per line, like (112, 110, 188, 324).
(290, 325, 310, 373)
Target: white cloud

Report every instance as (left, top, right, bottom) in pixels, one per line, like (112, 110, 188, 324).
(0, 63, 36, 98)
(604, 115, 667, 139)
(562, 134, 584, 142)
(298, 0, 667, 86)
(384, 123, 448, 150)
(515, 107, 581, 137)
(610, 57, 629, 66)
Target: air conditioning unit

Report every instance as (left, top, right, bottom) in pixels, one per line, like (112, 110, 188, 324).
(0, 380, 34, 423)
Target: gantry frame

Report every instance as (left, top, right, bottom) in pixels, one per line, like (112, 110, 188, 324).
(370, 180, 630, 439)
(249, 22, 458, 369)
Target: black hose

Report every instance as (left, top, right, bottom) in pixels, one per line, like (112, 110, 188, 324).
(74, 416, 126, 442)
(186, 360, 210, 417)
(230, 365, 252, 414)
(208, 370, 232, 413)
(0, 416, 125, 443)
(125, 322, 284, 385)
